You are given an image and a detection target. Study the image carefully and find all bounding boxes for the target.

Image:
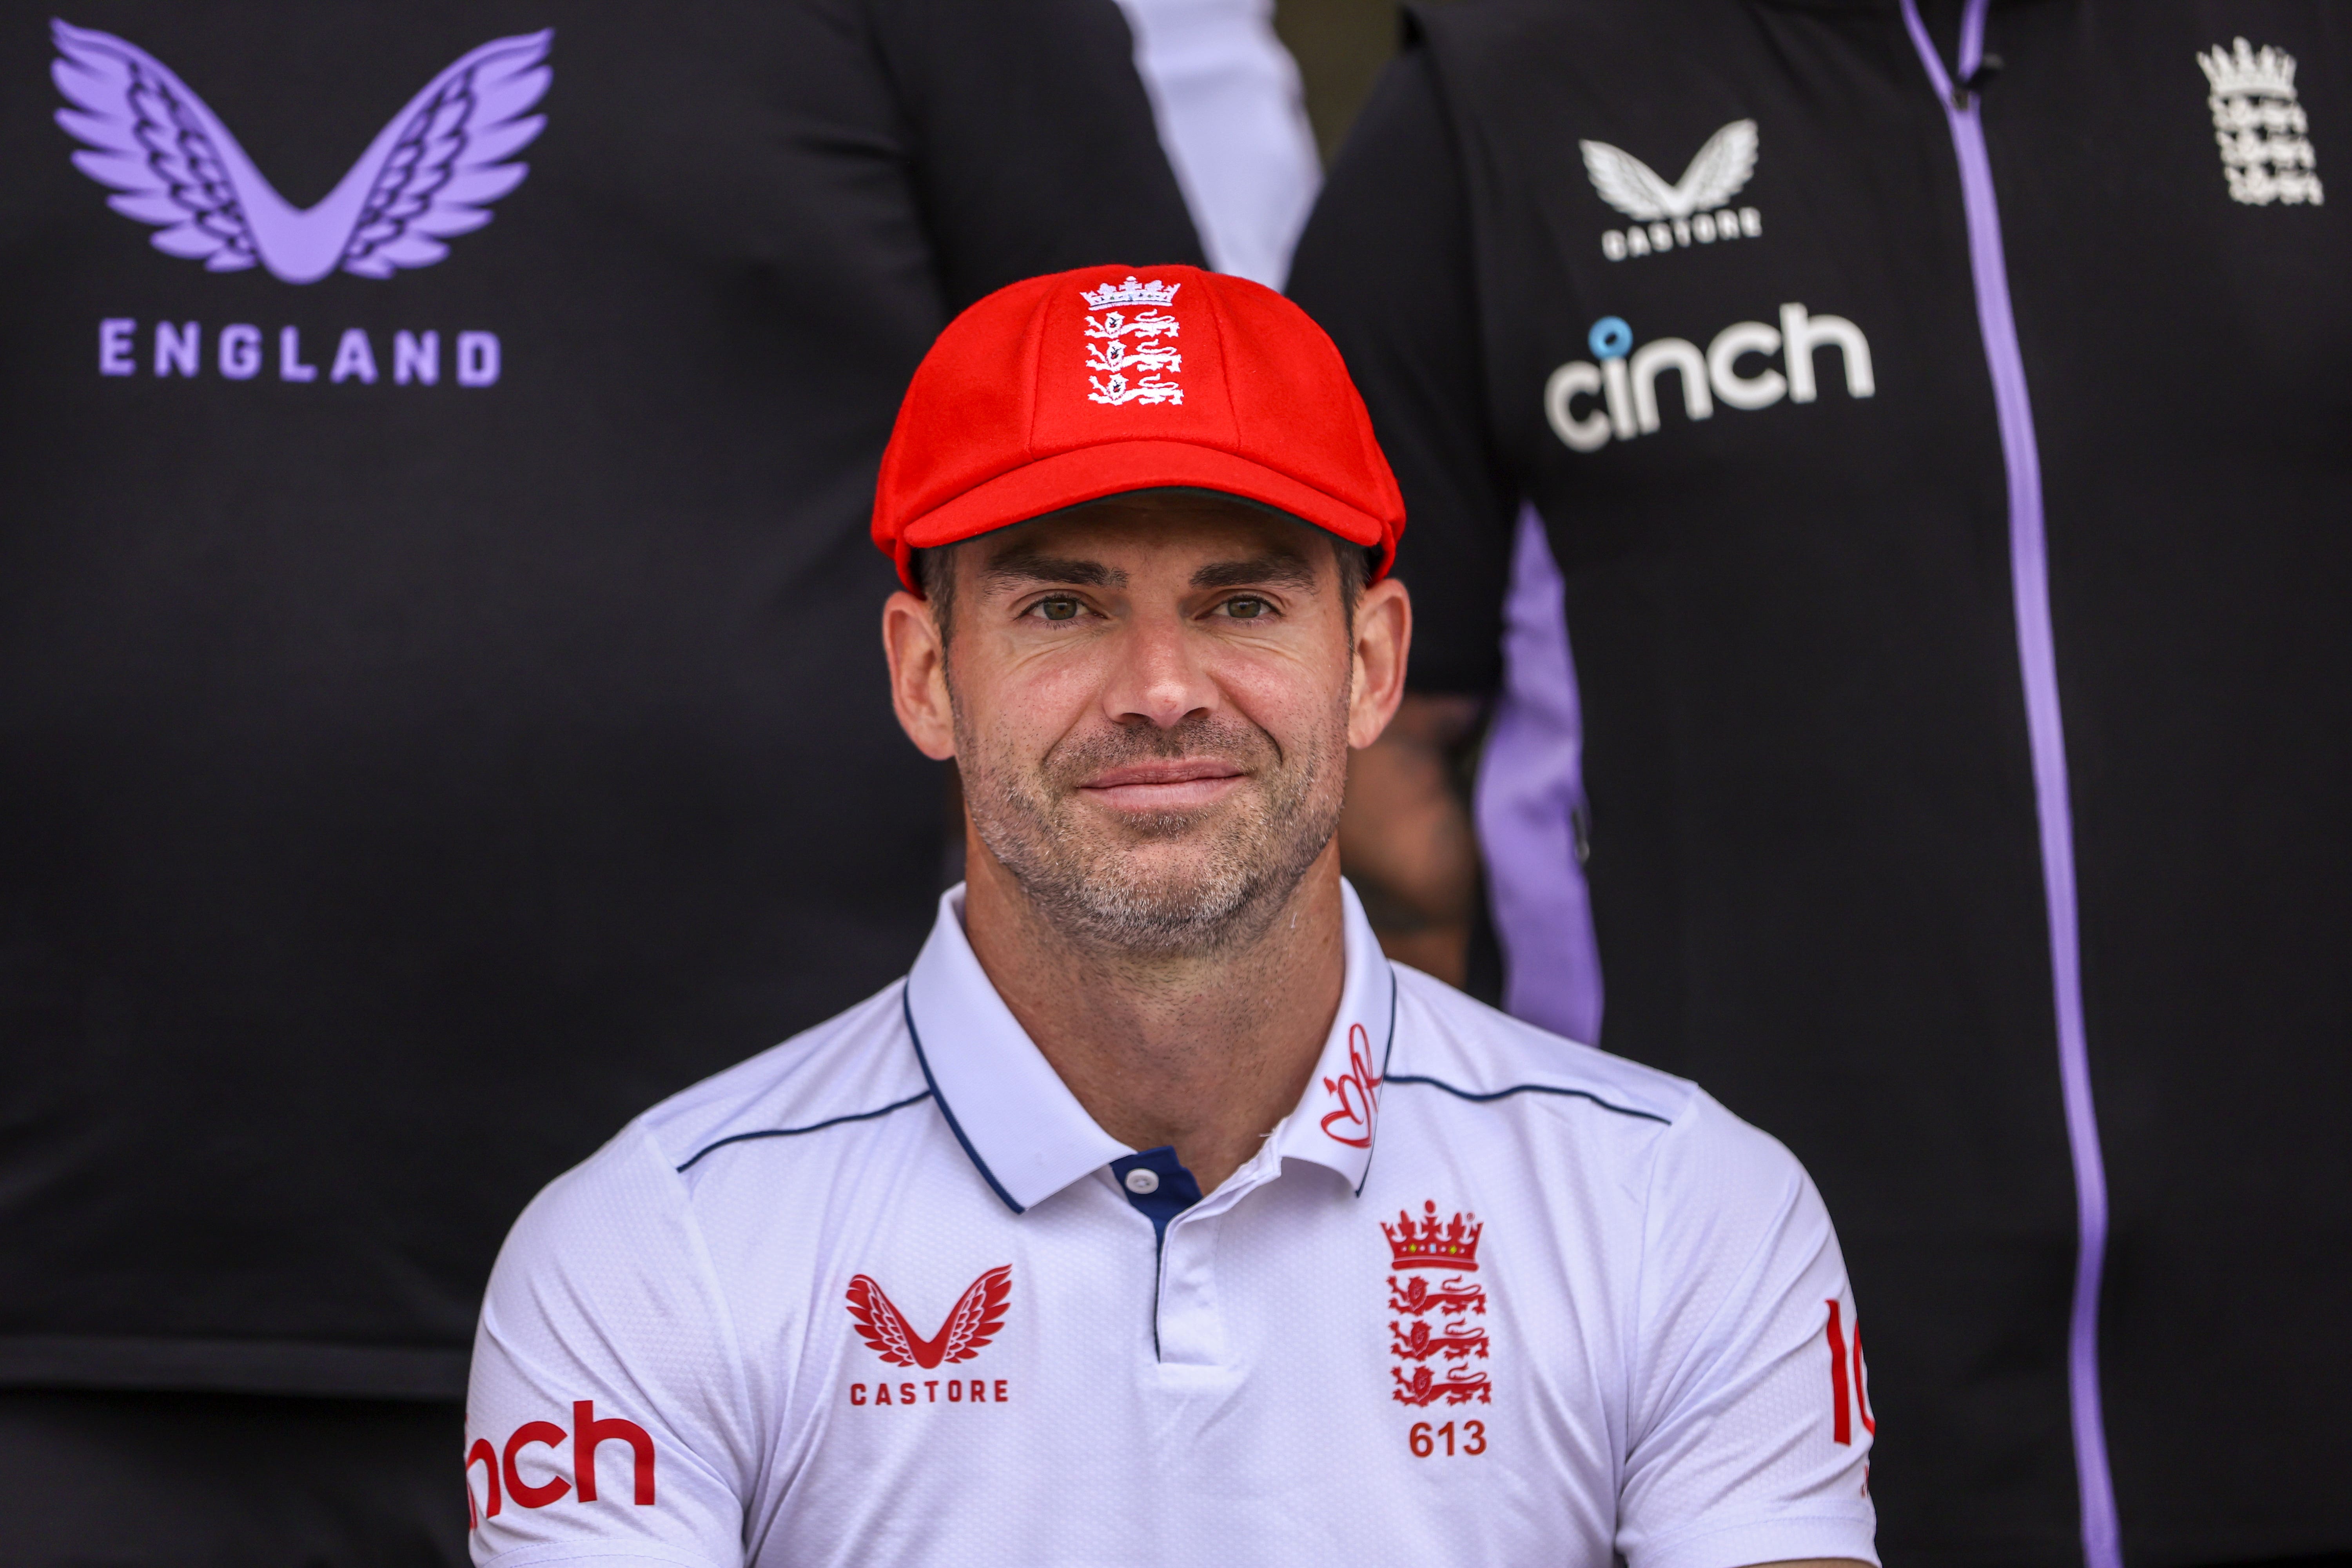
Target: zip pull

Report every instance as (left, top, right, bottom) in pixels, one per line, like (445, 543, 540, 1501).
(1954, 53, 2004, 109)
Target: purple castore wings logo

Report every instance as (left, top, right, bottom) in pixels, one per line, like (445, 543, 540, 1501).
(51, 19, 550, 285)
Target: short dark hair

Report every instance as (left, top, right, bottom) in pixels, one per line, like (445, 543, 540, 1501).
(916, 535, 1372, 647)
(1334, 539, 1375, 616)
(913, 543, 960, 646)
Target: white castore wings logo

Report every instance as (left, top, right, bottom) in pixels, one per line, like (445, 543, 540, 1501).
(51, 19, 550, 285)
(1581, 120, 1759, 220)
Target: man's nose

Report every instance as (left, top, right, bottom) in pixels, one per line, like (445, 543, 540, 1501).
(1100, 608, 1218, 731)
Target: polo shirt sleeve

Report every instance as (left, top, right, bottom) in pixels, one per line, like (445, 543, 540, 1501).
(466, 1125, 754, 1568)
(1286, 40, 1517, 697)
(873, 0, 1208, 312)
(1615, 1092, 1880, 1568)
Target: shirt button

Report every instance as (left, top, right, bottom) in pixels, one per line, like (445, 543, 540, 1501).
(1124, 1168, 1161, 1194)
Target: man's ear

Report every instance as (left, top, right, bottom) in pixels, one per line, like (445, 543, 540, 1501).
(882, 587, 957, 761)
(1347, 575, 1412, 750)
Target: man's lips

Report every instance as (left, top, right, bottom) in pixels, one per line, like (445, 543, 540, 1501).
(1077, 759, 1250, 810)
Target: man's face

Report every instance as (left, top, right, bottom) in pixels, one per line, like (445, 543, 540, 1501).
(884, 492, 1406, 956)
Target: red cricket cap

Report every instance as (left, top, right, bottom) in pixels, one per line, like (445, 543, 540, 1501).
(871, 263, 1406, 592)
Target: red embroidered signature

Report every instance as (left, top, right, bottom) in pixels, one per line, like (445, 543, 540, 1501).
(1319, 1022, 1382, 1148)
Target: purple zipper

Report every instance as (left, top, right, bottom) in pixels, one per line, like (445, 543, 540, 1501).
(1895, 3, 2120, 1563)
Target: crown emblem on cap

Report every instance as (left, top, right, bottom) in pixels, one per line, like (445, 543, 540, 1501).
(1383, 1201, 1483, 1272)
(2200, 37, 2298, 98)
(1080, 275, 1182, 310)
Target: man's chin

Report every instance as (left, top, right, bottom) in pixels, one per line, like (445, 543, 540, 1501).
(1048, 829, 1237, 895)
(1005, 839, 1276, 953)
(1084, 810, 1231, 846)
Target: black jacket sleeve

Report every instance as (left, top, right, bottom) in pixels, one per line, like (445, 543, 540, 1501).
(876, 0, 1205, 310)
(1287, 38, 1515, 696)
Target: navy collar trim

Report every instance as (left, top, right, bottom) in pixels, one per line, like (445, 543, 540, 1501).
(1349, 965, 1401, 1196)
(902, 983, 1027, 1214)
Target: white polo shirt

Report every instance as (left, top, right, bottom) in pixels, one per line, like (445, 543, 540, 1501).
(466, 883, 1878, 1568)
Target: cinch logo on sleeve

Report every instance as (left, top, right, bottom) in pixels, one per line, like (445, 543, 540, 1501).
(1823, 1297, 1877, 1450)
(466, 1401, 656, 1529)
(1543, 305, 1874, 454)
(1581, 120, 1762, 261)
(51, 19, 549, 388)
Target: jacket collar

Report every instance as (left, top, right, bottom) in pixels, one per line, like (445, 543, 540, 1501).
(902, 880, 1398, 1213)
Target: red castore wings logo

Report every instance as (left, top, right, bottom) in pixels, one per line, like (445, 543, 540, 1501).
(845, 1266, 1012, 1369)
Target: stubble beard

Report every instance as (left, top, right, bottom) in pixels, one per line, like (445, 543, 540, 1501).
(955, 699, 1348, 960)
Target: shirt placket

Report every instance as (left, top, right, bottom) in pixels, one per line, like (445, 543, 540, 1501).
(1145, 1152, 1286, 1370)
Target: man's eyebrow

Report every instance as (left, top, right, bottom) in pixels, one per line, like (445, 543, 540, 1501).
(978, 554, 1125, 589)
(1191, 553, 1319, 591)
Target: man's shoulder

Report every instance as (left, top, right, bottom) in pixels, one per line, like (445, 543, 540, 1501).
(1386, 962, 1697, 1130)
(491, 978, 931, 1274)
(1385, 965, 1811, 1200)
(638, 978, 931, 1179)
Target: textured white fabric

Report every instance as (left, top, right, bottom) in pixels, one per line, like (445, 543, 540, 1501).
(468, 883, 1877, 1567)
(1114, 0, 1321, 287)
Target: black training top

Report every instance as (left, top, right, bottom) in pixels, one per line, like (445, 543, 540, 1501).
(1289, 1, 2350, 1563)
(0, 0, 1199, 1401)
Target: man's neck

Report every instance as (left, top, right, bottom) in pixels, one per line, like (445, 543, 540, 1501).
(960, 837, 1347, 1194)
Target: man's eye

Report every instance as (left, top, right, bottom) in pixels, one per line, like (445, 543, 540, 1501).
(1223, 597, 1270, 619)
(1034, 597, 1082, 622)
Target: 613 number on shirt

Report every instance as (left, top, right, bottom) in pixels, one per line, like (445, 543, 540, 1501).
(1408, 1419, 1486, 1457)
